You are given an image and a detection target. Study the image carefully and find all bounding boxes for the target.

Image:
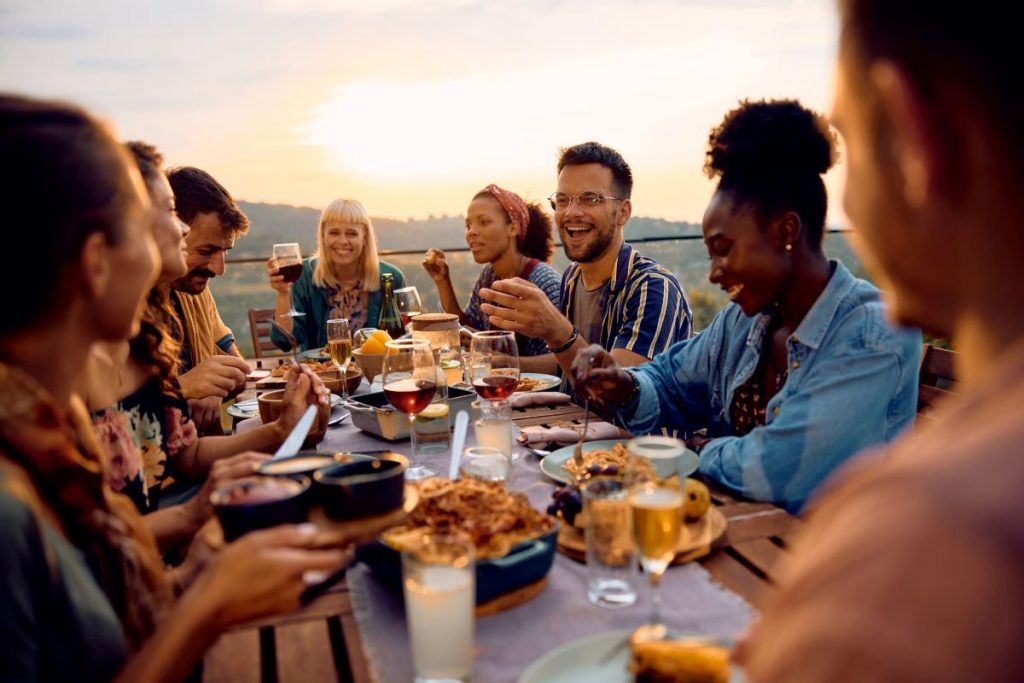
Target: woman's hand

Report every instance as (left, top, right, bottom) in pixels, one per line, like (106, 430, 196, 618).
(266, 257, 291, 296)
(274, 364, 331, 442)
(190, 524, 348, 629)
(570, 344, 636, 407)
(183, 451, 272, 529)
(422, 248, 450, 282)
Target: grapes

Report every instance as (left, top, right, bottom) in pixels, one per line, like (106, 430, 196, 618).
(549, 486, 583, 526)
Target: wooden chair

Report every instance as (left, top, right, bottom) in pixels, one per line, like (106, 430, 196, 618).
(917, 344, 957, 419)
(248, 308, 286, 358)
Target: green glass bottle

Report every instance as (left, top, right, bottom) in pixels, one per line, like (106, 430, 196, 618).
(376, 273, 406, 339)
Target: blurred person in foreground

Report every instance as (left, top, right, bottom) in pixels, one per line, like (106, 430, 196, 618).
(267, 198, 406, 352)
(479, 142, 690, 384)
(571, 100, 921, 513)
(423, 183, 561, 372)
(167, 166, 252, 431)
(738, 1, 1024, 681)
(0, 94, 345, 682)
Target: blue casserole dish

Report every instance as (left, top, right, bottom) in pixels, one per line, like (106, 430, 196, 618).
(357, 524, 559, 605)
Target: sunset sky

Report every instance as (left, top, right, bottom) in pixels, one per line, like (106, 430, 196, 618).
(0, 0, 843, 225)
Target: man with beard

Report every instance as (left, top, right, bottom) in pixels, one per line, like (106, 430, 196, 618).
(736, 1, 1024, 681)
(167, 166, 251, 431)
(479, 142, 689, 379)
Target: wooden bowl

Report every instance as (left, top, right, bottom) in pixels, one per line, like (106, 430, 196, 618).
(317, 367, 363, 395)
(257, 389, 286, 423)
(352, 350, 384, 383)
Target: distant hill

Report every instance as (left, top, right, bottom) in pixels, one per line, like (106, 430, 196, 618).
(234, 201, 704, 259)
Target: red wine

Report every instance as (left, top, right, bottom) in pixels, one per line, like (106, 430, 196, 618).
(384, 378, 437, 414)
(278, 262, 303, 283)
(473, 375, 518, 401)
(400, 311, 420, 326)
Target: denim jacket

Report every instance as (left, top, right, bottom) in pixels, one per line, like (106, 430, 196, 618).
(621, 261, 921, 513)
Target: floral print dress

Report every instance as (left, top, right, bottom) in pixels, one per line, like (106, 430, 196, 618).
(92, 377, 197, 514)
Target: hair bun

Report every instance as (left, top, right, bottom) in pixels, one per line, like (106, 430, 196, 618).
(704, 99, 836, 180)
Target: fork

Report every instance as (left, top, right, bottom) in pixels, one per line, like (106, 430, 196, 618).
(573, 357, 595, 468)
(270, 318, 301, 366)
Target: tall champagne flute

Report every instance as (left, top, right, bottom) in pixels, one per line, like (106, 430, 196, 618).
(272, 243, 305, 318)
(326, 318, 353, 403)
(630, 483, 683, 628)
(383, 339, 438, 480)
(395, 286, 423, 327)
(468, 331, 519, 402)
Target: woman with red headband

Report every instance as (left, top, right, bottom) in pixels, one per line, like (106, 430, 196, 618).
(423, 184, 561, 370)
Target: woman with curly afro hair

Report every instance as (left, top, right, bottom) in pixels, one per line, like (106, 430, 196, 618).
(571, 99, 922, 513)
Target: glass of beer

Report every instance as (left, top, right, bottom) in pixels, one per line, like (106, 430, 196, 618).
(630, 482, 684, 628)
(326, 318, 352, 402)
(272, 242, 304, 318)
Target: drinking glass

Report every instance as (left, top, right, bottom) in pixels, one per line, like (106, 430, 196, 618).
(395, 286, 423, 328)
(581, 478, 638, 608)
(626, 435, 687, 486)
(272, 243, 304, 318)
(402, 533, 475, 683)
(382, 339, 438, 480)
(472, 399, 516, 463)
(326, 318, 352, 402)
(459, 446, 511, 484)
(630, 483, 683, 628)
(468, 330, 519, 402)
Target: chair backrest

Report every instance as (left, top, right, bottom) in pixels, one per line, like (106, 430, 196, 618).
(248, 308, 286, 358)
(917, 344, 957, 419)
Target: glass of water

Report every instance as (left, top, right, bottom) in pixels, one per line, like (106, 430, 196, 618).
(581, 478, 638, 608)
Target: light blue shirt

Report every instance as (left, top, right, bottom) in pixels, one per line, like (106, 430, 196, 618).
(621, 261, 921, 513)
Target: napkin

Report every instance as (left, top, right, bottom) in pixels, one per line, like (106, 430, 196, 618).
(518, 420, 629, 447)
(509, 391, 572, 408)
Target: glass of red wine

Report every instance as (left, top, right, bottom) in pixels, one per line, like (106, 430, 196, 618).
(272, 242, 305, 318)
(382, 338, 439, 480)
(395, 286, 423, 328)
(468, 331, 520, 402)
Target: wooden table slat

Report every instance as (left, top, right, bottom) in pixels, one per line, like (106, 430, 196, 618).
(718, 502, 802, 545)
(275, 620, 340, 683)
(728, 538, 788, 578)
(336, 591, 374, 683)
(202, 627, 262, 683)
(699, 550, 777, 610)
(226, 592, 348, 632)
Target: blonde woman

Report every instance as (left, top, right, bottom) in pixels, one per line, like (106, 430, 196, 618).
(268, 199, 406, 351)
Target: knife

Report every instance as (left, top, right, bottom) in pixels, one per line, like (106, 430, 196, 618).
(272, 405, 318, 460)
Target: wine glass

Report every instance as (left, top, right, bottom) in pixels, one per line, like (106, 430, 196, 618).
(382, 338, 439, 480)
(326, 318, 352, 402)
(272, 243, 305, 318)
(468, 331, 519, 402)
(395, 286, 423, 328)
(626, 436, 687, 631)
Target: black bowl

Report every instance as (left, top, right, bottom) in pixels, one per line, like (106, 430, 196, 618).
(313, 453, 408, 520)
(211, 475, 310, 542)
(356, 525, 559, 605)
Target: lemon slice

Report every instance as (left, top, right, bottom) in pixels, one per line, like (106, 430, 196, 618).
(417, 403, 450, 420)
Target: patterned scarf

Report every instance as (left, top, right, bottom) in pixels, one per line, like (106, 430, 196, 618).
(483, 183, 529, 239)
(0, 361, 171, 650)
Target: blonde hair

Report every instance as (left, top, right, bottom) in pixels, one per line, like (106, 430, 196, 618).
(312, 198, 381, 292)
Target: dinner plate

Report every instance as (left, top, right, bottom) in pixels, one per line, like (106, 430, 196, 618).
(517, 372, 562, 392)
(226, 394, 344, 421)
(518, 630, 744, 683)
(540, 439, 699, 485)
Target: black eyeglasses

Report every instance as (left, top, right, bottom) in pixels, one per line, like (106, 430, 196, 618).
(547, 191, 626, 212)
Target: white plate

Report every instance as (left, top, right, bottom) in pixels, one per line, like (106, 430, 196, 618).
(247, 369, 271, 381)
(518, 630, 744, 683)
(517, 372, 562, 392)
(539, 439, 698, 485)
(226, 394, 343, 421)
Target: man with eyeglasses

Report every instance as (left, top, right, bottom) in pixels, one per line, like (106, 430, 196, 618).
(479, 141, 690, 383)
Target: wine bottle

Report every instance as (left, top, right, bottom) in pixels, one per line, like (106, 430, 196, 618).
(377, 273, 407, 339)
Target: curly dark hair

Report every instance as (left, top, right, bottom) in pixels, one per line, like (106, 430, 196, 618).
(473, 191, 555, 263)
(704, 99, 837, 248)
(124, 141, 184, 400)
(557, 141, 633, 199)
(166, 165, 249, 236)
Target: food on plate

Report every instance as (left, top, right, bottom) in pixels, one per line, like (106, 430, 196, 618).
(358, 329, 392, 355)
(629, 635, 731, 683)
(270, 359, 334, 377)
(562, 443, 656, 482)
(682, 478, 711, 520)
(515, 376, 545, 392)
(381, 478, 554, 560)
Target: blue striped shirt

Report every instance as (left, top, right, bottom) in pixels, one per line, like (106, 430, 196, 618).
(560, 241, 691, 358)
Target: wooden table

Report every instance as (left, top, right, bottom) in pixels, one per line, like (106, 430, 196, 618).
(202, 398, 800, 683)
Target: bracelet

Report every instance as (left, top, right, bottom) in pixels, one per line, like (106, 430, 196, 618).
(545, 325, 579, 354)
(621, 370, 640, 407)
